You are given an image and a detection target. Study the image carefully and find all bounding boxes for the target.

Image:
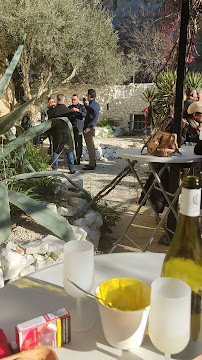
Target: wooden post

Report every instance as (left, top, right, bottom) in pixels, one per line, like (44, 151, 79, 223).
(173, 0, 189, 146)
(167, 0, 189, 239)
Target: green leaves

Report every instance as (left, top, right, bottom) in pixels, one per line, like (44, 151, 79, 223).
(8, 190, 75, 242)
(0, 36, 86, 246)
(143, 71, 202, 128)
(0, 182, 11, 244)
(0, 0, 128, 91)
(185, 72, 202, 91)
(0, 34, 26, 99)
(0, 98, 34, 135)
(7, 170, 92, 201)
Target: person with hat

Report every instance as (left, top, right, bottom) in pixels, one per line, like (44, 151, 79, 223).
(183, 88, 198, 120)
(187, 101, 202, 154)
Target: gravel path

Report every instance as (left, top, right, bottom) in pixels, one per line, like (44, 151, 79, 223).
(60, 135, 148, 211)
(8, 135, 150, 246)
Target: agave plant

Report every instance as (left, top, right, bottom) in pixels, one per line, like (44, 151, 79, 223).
(143, 71, 202, 128)
(0, 36, 91, 245)
(141, 87, 157, 130)
(185, 72, 202, 92)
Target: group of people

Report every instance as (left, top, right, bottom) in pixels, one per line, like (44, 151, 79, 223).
(183, 88, 202, 154)
(28, 85, 202, 173)
(42, 89, 100, 174)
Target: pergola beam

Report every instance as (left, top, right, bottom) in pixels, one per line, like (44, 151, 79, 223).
(173, 0, 190, 146)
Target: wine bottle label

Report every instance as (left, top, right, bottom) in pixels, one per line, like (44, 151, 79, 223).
(180, 188, 201, 216)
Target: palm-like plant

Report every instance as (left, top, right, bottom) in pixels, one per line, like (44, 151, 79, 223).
(142, 71, 176, 128)
(0, 36, 91, 245)
(143, 71, 202, 128)
(185, 72, 202, 92)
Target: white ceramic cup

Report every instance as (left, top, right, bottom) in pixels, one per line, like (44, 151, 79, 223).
(96, 278, 150, 350)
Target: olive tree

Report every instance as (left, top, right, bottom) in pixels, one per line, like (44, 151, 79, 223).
(0, 0, 133, 101)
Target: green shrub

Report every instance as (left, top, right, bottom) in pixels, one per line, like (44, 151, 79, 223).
(0, 142, 50, 179)
(92, 202, 121, 252)
(98, 118, 117, 127)
(25, 142, 50, 171)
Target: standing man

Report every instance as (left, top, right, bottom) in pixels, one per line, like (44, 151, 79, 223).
(41, 97, 56, 122)
(183, 88, 198, 120)
(68, 94, 86, 165)
(83, 89, 100, 170)
(47, 94, 76, 174)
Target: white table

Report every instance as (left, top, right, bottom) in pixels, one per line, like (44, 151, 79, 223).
(114, 145, 202, 252)
(117, 145, 202, 164)
(0, 252, 200, 359)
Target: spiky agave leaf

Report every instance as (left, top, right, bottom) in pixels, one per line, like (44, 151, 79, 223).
(185, 72, 202, 91)
(15, 125, 25, 137)
(5, 130, 16, 141)
(6, 170, 92, 200)
(0, 117, 76, 160)
(0, 35, 26, 99)
(5, 128, 36, 172)
(0, 98, 34, 135)
(142, 87, 157, 103)
(8, 190, 75, 242)
(0, 182, 11, 244)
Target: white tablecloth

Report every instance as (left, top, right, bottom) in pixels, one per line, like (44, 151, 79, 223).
(0, 252, 201, 359)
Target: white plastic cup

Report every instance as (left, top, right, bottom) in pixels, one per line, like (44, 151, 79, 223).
(96, 279, 150, 350)
(148, 277, 191, 355)
(63, 240, 94, 298)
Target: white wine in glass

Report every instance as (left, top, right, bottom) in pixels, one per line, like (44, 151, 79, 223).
(63, 240, 97, 331)
(148, 277, 191, 359)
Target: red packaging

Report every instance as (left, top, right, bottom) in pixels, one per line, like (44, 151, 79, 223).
(16, 308, 71, 352)
(0, 329, 11, 358)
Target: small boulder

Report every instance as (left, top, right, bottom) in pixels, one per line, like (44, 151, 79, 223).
(57, 206, 74, 217)
(71, 225, 87, 241)
(21, 240, 48, 255)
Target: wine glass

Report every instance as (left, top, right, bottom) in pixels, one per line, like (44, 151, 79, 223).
(63, 240, 97, 331)
(148, 277, 191, 359)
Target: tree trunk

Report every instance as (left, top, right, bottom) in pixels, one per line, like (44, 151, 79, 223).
(21, 40, 34, 101)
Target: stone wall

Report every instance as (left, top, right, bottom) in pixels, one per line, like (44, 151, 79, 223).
(52, 83, 154, 128)
(0, 81, 154, 128)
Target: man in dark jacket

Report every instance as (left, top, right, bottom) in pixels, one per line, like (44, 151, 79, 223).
(83, 89, 100, 170)
(47, 94, 76, 174)
(183, 88, 198, 120)
(68, 94, 86, 165)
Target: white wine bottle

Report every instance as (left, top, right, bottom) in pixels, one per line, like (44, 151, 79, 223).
(161, 176, 202, 342)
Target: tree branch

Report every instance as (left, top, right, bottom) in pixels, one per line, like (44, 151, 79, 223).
(37, 67, 52, 98)
(61, 67, 78, 84)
